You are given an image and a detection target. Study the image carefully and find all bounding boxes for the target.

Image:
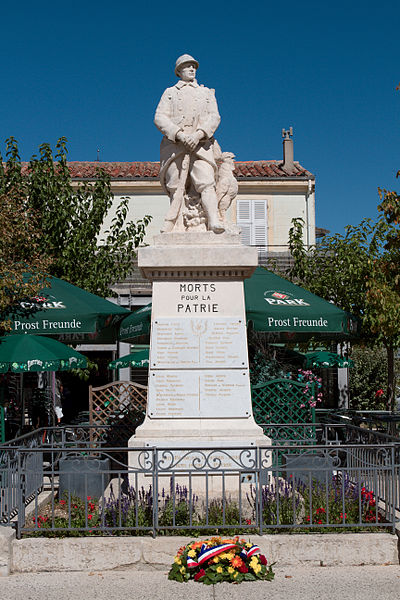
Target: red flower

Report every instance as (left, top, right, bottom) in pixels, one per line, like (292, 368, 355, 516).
(238, 564, 248, 574)
(88, 514, 93, 520)
(194, 569, 206, 581)
(259, 555, 267, 565)
(246, 519, 252, 525)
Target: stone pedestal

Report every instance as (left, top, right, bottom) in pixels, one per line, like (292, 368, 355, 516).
(128, 232, 270, 491)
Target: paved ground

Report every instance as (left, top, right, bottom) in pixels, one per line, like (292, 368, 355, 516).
(1, 565, 399, 600)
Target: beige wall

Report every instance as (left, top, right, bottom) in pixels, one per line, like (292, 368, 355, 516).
(100, 179, 315, 251)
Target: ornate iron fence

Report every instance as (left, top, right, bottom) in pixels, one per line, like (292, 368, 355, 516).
(0, 437, 397, 537)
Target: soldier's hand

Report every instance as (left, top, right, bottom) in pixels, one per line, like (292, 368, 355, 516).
(184, 134, 200, 151)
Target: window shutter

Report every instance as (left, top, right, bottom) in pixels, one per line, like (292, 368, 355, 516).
(239, 224, 251, 246)
(253, 200, 267, 248)
(237, 200, 251, 222)
(237, 200, 252, 246)
(236, 199, 267, 248)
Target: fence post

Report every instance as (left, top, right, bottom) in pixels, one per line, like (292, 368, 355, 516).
(390, 445, 396, 533)
(258, 447, 263, 535)
(16, 450, 25, 539)
(152, 448, 158, 538)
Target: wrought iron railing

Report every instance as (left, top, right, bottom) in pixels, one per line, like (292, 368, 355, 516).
(0, 434, 398, 537)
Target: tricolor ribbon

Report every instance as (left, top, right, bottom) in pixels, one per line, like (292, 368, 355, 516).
(240, 544, 261, 559)
(186, 542, 237, 568)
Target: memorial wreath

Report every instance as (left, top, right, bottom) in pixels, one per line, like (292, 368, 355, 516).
(168, 536, 275, 585)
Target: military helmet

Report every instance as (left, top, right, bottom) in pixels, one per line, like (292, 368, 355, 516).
(175, 54, 199, 77)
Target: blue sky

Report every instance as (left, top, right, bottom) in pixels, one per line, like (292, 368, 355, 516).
(1, 0, 398, 235)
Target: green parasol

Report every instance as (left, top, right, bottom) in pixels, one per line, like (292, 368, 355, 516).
(0, 334, 88, 373)
(118, 304, 152, 342)
(304, 351, 354, 369)
(109, 349, 150, 370)
(3, 275, 130, 343)
(245, 267, 359, 341)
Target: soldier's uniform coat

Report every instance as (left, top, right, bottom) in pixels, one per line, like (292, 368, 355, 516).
(154, 79, 221, 195)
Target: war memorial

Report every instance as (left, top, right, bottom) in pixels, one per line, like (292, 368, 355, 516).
(128, 55, 269, 474)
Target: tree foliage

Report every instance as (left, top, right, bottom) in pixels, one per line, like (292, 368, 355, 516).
(287, 186, 400, 410)
(348, 346, 388, 411)
(0, 137, 151, 298)
(0, 186, 50, 335)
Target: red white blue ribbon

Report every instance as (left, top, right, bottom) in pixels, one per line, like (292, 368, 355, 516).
(186, 543, 237, 568)
(240, 544, 260, 559)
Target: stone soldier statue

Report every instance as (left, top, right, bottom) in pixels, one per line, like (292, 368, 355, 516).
(154, 54, 226, 234)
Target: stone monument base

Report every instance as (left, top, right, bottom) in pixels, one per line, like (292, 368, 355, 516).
(128, 422, 271, 496)
(128, 231, 271, 494)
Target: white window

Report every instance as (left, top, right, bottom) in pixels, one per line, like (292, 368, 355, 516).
(236, 200, 267, 257)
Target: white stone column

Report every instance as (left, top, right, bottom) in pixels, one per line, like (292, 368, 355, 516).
(129, 232, 267, 448)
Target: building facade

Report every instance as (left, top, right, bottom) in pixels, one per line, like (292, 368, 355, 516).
(68, 133, 315, 308)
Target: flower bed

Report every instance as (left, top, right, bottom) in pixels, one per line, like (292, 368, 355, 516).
(168, 536, 274, 584)
(24, 477, 386, 537)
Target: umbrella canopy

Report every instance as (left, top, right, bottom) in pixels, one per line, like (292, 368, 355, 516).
(109, 349, 150, 370)
(304, 351, 354, 369)
(0, 334, 88, 373)
(118, 268, 359, 342)
(118, 304, 152, 342)
(3, 275, 130, 343)
(245, 268, 359, 341)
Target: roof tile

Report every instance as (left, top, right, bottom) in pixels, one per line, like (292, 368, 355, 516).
(20, 160, 314, 179)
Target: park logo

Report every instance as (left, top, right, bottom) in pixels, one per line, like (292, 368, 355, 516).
(264, 289, 310, 307)
(19, 294, 66, 310)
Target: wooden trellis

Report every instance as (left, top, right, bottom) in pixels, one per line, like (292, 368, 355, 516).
(89, 380, 147, 445)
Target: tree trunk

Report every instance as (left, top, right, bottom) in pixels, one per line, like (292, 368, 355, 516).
(385, 343, 396, 412)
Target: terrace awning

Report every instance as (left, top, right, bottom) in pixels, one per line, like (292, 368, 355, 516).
(3, 275, 130, 343)
(0, 334, 88, 373)
(108, 349, 150, 370)
(244, 268, 359, 341)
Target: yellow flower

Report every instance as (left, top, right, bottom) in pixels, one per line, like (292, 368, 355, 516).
(213, 556, 220, 563)
(250, 559, 259, 569)
(180, 566, 186, 574)
(228, 567, 235, 574)
(246, 542, 252, 548)
(187, 550, 196, 558)
(250, 556, 259, 563)
(216, 566, 223, 574)
(233, 572, 238, 579)
(253, 564, 262, 574)
(174, 557, 182, 565)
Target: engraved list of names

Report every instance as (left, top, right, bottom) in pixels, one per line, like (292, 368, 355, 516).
(151, 318, 248, 369)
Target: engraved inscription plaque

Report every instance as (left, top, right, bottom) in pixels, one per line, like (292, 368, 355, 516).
(148, 370, 251, 418)
(151, 318, 248, 369)
(151, 281, 245, 319)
